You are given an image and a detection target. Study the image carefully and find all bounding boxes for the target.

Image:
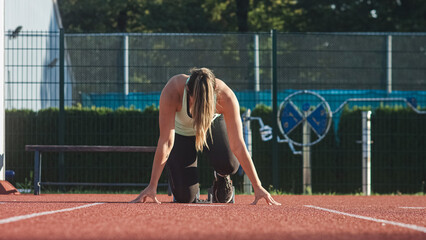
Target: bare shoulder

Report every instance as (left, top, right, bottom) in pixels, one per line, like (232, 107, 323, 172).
(215, 79, 239, 114)
(161, 74, 188, 100)
(163, 74, 188, 92)
(216, 79, 234, 98)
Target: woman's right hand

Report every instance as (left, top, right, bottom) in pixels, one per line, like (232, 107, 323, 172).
(130, 184, 161, 204)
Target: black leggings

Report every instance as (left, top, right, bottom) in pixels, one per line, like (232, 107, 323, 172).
(166, 115, 239, 203)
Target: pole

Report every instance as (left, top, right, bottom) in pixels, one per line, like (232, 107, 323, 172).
(58, 29, 65, 186)
(242, 110, 253, 194)
(254, 34, 260, 92)
(34, 151, 41, 195)
(124, 35, 129, 97)
(0, 0, 5, 181)
(386, 35, 392, 95)
(362, 111, 372, 196)
(271, 29, 279, 189)
(302, 120, 311, 194)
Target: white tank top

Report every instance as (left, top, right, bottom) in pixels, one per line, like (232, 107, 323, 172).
(174, 78, 220, 136)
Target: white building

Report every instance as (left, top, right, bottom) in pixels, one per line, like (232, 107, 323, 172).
(4, 0, 72, 110)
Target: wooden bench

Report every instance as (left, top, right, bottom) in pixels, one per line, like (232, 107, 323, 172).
(25, 145, 164, 195)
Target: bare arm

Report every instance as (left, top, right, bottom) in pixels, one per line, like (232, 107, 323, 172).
(148, 87, 176, 188)
(219, 85, 281, 205)
(131, 77, 179, 203)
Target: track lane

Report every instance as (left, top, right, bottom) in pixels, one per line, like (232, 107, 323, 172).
(0, 195, 424, 240)
(305, 205, 426, 233)
(0, 203, 104, 224)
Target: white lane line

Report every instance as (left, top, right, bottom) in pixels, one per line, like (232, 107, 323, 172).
(399, 207, 426, 210)
(185, 204, 226, 207)
(0, 203, 104, 225)
(304, 205, 426, 233)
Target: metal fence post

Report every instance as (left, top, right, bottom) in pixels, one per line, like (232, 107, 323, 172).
(302, 120, 312, 194)
(271, 29, 279, 189)
(34, 151, 41, 195)
(362, 111, 372, 196)
(58, 29, 65, 187)
(123, 34, 129, 97)
(254, 34, 260, 92)
(386, 35, 392, 95)
(242, 110, 253, 194)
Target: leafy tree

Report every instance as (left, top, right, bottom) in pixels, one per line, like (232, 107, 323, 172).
(58, 0, 426, 33)
(289, 0, 426, 32)
(59, 0, 226, 33)
(247, 0, 301, 31)
(135, 0, 220, 32)
(59, 0, 141, 32)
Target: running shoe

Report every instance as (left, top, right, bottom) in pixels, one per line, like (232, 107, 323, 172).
(212, 171, 233, 203)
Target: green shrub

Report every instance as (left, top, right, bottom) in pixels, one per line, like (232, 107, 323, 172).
(5, 104, 425, 193)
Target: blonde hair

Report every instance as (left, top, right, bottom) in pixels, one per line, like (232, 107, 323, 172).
(187, 68, 217, 152)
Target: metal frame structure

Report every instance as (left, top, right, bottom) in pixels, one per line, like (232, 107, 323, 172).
(246, 89, 426, 195)
(332, 97, 426, 115)
(277, 90, 333, 148)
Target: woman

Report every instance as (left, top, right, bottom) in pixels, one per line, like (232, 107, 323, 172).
(131, 68, 280, 205)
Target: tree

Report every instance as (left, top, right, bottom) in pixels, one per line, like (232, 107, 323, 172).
(247, 0, 301, 32)
(289, 0, 426, 32)
(59, 0, 226, 33)
(236, 0, 249, 32)
(58, 0, 426, 33)
(135, 0, 221, 32)
(58, 0, 141, 32)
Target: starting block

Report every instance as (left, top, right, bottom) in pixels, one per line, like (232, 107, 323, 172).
(0, 180, 20, 195)
(0, 170, 19, 195)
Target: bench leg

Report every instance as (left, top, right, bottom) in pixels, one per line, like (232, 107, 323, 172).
(34, 151, 41, 195)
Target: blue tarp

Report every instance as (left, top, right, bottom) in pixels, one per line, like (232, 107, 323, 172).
(81, 89, 426, 135)
(82, 89, 426, 112)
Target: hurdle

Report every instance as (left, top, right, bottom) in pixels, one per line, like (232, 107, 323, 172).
(25, 145, 167, 195)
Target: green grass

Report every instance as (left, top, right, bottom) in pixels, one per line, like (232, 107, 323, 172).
(20, 189, 425, 196)
(14, 182, 425, 196)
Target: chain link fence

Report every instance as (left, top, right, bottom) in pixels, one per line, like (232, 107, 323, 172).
(4, 30, 426, 194)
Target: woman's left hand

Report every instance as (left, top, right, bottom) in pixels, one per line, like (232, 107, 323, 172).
(251, 186, 281, 205)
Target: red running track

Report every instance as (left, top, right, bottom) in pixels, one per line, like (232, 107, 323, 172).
(0, 194, 425, 240)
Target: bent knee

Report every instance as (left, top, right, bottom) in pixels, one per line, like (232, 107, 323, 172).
(216, 160, 239, 176)
(172, 185, 199, 203)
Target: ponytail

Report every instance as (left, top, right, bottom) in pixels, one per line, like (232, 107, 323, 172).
(187, 68, 216, 152)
